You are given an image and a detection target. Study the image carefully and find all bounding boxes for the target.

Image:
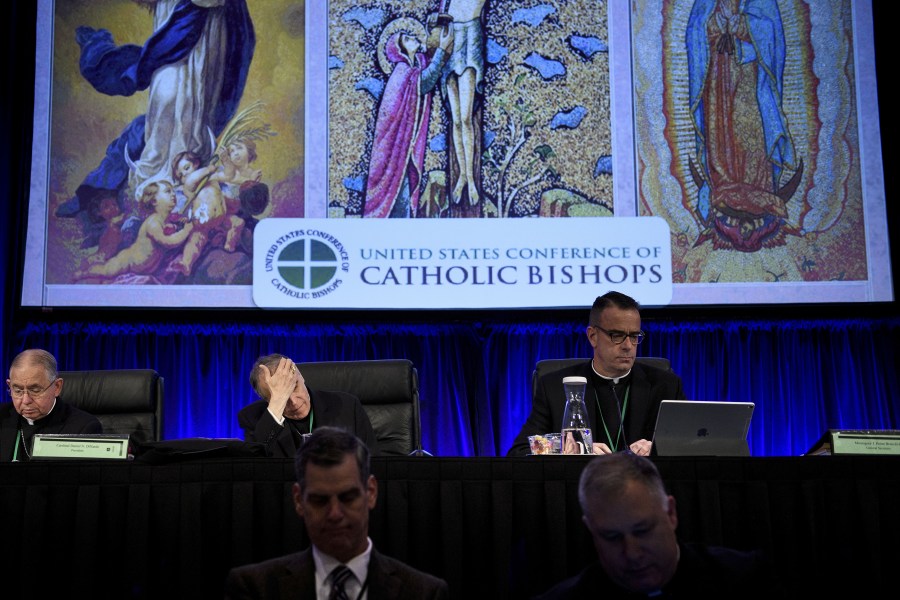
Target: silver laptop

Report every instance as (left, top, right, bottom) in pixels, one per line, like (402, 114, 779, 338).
(652, 400, 755, 457)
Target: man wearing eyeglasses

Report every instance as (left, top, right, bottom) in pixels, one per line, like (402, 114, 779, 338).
(508, 291, 685, 456)
(1, 349, 101, 462)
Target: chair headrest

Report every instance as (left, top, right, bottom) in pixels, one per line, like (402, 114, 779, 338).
(58, 369, 161, 413)
(298, 360, 416, 405)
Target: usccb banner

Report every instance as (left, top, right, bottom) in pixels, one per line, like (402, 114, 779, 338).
(253, 218, 672, 309)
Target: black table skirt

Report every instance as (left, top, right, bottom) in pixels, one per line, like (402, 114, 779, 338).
(2, 456, 897, 598)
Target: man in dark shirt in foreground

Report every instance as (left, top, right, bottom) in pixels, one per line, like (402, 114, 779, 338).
(535, 452, 785, 598)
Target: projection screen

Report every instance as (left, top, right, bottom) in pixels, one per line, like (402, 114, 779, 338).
(23, 0, 892, 309)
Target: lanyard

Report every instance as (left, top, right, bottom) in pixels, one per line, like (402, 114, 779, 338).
(13, 428, 21, 461)
(593, 385, 630, 452)
(288, 407, 315, 444)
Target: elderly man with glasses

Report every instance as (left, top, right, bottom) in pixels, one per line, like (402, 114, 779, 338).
(1, 349, 101, 462)
(508, 291, 685, 456)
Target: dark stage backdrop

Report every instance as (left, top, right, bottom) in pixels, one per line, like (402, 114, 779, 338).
(2, 3, 898, 457)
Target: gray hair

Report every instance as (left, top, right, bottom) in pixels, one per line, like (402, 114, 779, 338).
(248, 353, 287, 400)
(9, 349, 58, 382)
(578, 452, 668, 512)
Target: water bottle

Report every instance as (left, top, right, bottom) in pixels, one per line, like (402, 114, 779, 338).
(561, 376, 593, 454)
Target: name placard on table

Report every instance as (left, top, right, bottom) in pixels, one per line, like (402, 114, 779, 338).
(805, 430, 900, 456)
(31, 434, 130, 460)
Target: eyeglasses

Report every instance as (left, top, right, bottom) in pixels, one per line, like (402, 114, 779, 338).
(7, 379, 59, 399)
(591, 325, 645, 345)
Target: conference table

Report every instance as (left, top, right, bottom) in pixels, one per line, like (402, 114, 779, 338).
(2, 454, 897, 598)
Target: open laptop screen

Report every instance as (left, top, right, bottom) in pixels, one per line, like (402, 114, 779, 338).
(652, 400, 755, 457)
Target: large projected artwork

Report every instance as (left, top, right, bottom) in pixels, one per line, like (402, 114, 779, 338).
(25, 0, 305, 306)
(325, 0, 613, 220)
(634, 0, 890, 302)
(23, 1, 890, 308)
(248, 1, 671, 311)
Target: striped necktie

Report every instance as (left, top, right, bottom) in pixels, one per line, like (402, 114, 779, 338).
(328, 565, 353, 600)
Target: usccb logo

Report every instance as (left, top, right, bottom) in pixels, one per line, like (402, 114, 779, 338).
(264, 229, 349, 300)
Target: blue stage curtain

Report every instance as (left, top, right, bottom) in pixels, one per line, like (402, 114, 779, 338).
(15, 316, 900, 457)
(486, 317, 900, 456)
(15, 321, 484, 456)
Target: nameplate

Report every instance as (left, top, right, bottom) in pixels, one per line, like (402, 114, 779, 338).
(832, 431, 900, 455)
(805, 430, 900, 456)
(31, 434, 130, 460)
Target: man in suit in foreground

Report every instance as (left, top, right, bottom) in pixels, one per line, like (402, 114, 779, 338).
(535, 452, 785, 598)
(224, 426, 449, 599)
(1, 349, 101, 462)
(238, 353, 378, 457)
(508, 290, 685, 456)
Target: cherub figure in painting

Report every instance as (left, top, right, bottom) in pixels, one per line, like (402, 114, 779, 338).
(88, 196, 127, 264)
(170, 151, 246, 276)
(220, 140, 262, 189)
(74, 181, 193, 280)
(219, 139, 268, 220)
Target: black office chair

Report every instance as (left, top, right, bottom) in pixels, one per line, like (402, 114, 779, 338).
(57, 369, 164, 444)
(532, 357, 672, 402)
(298, 359, 425, 456)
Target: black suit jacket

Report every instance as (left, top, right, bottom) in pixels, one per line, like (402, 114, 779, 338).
(533, 542, 785, 598)
(237, 387, 378, 457)
(508, 360, 685, 456)
(0, 400, 102, 461)
(224, 547, 449, 600)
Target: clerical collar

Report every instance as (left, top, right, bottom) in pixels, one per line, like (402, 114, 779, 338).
(23, 398, 57, 426)
(591, 362, 631, 385)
